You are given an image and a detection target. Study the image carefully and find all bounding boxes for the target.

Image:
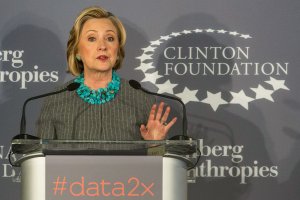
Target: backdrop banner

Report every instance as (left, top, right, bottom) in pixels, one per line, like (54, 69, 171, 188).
(0, 0, 299, 199)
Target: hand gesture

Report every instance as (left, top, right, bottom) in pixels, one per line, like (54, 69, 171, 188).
(140, 102, 177, 140)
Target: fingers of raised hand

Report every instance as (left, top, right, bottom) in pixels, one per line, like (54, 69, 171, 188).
(148, 104, 157, 121)
(147, 102, 177, 130)
(155, 102, 165, 120)
(164, 117, 177, 130)
(160, 106, 171, 124)
(140, 124, 149, 139)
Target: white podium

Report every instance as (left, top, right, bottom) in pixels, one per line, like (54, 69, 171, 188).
(11, 139, 198, 200)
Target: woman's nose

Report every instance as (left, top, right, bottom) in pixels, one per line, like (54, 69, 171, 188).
(98, 40, 107, 51)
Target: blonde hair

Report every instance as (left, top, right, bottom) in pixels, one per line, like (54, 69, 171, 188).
(67, 6, 127, 76)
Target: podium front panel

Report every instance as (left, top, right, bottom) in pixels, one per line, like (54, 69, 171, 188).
(21, 156, 188, 200)
(46, 155, 162, 200)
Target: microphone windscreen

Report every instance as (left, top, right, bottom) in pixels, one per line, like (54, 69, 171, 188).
(129, 80, 141, 90)
(67, 82, 80, 91)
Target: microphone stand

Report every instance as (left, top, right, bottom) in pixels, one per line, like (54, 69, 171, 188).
(12, 82, 80, 140)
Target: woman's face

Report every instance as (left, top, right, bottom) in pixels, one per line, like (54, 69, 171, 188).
(77, 18, 119, 74)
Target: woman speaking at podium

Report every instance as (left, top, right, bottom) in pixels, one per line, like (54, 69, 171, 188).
(36, 6, 177, 141)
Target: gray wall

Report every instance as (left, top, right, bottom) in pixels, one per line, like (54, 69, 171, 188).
(0, 0, 299, 199)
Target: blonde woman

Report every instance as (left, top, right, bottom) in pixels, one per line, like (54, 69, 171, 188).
(37, 6, 177, 140)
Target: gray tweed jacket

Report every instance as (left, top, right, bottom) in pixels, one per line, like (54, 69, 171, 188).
(36, 79, 155, 140)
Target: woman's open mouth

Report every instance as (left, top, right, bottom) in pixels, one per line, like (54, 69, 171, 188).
(97, 55, 109, 61)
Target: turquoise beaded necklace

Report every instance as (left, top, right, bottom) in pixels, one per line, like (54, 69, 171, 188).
(74, 71, 120, 105)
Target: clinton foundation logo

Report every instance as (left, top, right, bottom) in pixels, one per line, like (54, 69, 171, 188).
(135, 28, 290, 111)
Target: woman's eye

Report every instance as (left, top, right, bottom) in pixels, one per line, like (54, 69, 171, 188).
(107, 36, 115, 42)
(88, 37, 96, 42)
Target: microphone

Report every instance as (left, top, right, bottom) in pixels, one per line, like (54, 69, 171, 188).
(129, 80, 189, 140)
(12, 82, 80, 140)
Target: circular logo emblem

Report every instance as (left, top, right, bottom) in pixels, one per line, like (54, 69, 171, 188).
(135, 28, 289, 111)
